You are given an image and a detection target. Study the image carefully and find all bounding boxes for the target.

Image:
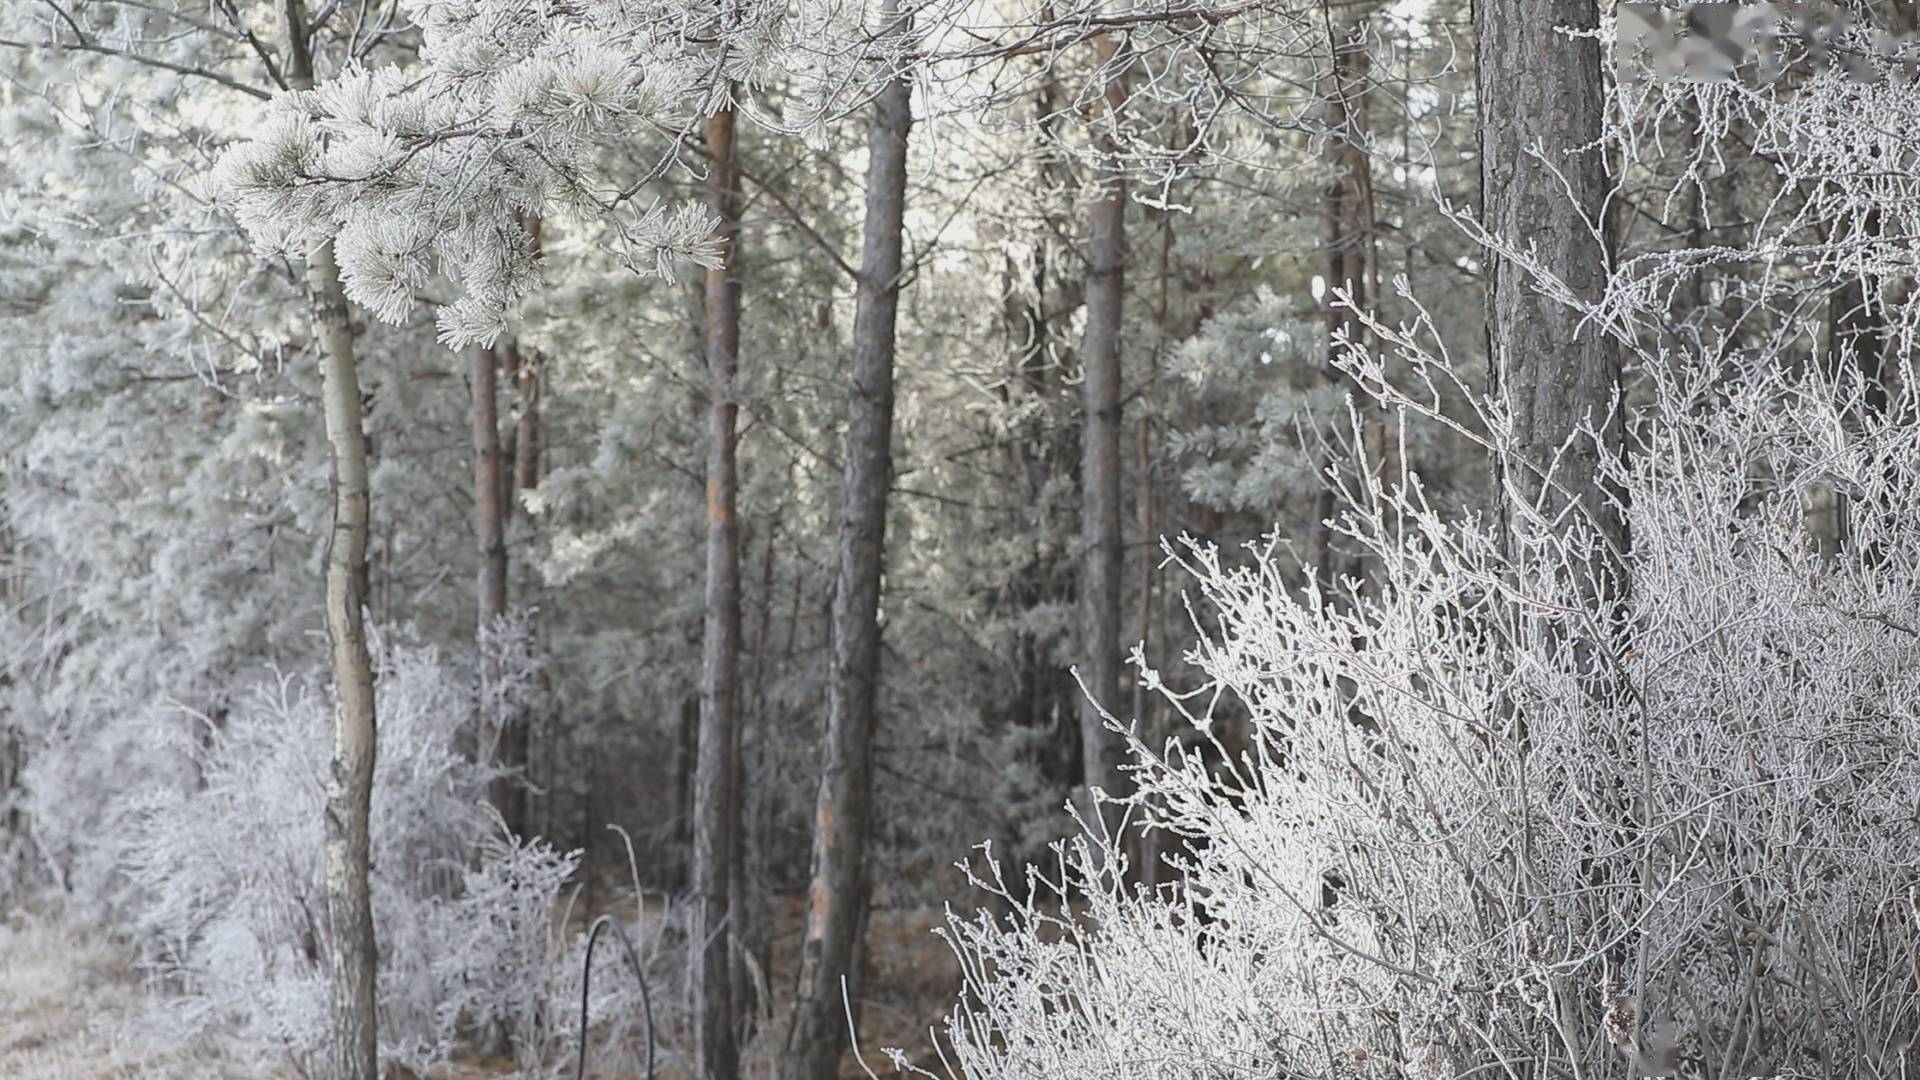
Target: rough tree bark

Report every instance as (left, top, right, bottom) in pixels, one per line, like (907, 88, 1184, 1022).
(1078, 34, 1130, 838)
(1476, 3, 1632, 1041)
(779, 16, 912, 1079)
(692, 95, 744, 1080)
(284, 4, 379, 1076)
(1475, 0, 1628, 599)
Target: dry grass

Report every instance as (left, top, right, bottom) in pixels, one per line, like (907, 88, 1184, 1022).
(0, 910, 257, 1079)
(729, 898, 961, 1080)
(0, 896, 962, 1080)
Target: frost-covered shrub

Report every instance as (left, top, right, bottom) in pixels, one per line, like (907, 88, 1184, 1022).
(928, 351, 1920, 1080)
(925, 21, 1920, 1080)
(115, 635, 580, 1074)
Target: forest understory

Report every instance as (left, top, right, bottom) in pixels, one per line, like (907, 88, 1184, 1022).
(10, 0, 1920, 1078)
(0, 894, 961, 1079)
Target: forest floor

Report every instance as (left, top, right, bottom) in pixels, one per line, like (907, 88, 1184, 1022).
(0, 896, 961, 1079)
(0, 909, 258, 1078)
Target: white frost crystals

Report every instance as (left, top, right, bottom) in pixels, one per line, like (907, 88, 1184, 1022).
(116, 636, 581, 1074)
(928, 352, 1920, 1080)
(210, 0, 729, 350)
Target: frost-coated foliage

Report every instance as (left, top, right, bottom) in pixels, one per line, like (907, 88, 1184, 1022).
(208, 0, 911, 347)
(921, 19, 1920, 1080)
(115, 635, 580, 1074)
(211, 25, 722, 348)
(928, 356, 1920, 1080)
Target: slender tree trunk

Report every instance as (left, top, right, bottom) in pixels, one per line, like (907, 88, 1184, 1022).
(1132, 189, 1177, 889)
(509, 218, 546, 498)
(1316, 8, 1376, 593)
(736, 509, 781, 1039)
(673, 689, 699, 889)
(506, 337, 541, 836)
(692, 96, 744, 1080)
(1078, 34, 1129, 838)
(485, 218, 543, 838)
(0, 485, 18, 841)
(998, 74, 1079, 815)
(780, 24, 912, 1080)
(510, 341, 541, 494)
(313, 238, 379, 1080)
(283, 7, 379, 1076)
(470, 343, 529, 839)
(1475, 0, 1628, 599)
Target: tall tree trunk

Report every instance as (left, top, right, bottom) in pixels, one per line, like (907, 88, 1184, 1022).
(736, 502, 783, 1039)
(510, 340, 541, 494)
(780, 23, 912, 1080)
(1078, 34, 1129, 838)
(505, 338, 541, 837)
(284, 6, 379, 1077)
(0, 482, 18, 841)
(314, 238, 379, 1080)
(998, 68, 1080, 832)
(1475, 0, 1628, 601)
(471, 344, 526, 838)
(509, 217, 546, 498)
(692, 96, 744, 1080)
(1132, 170, 1181, 888)
(488, 219, 544, 838)
(1476, 2, 1628, 1052)
(1316, 7, 1376, 593)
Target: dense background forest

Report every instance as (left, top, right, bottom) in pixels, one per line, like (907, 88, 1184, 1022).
(6, 0, 1920, 1077)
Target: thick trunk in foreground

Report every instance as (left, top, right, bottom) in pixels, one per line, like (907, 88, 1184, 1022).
(1476, 1, 1632, 1048)
(285, 6, 379, 1075)
(1078, 34, 1129, 837)
(780, 26, 912, 1080)
(1475, 0, 1627, 600)
(692, 98, 744, 1080)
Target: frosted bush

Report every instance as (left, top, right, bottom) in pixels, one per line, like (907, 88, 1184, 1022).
(925, 348, 1920, 1080)
(114, 633, 581, 1074)
(923, 21, 1920, 1079)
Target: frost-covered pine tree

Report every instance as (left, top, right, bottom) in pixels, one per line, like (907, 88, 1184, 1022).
(206, 0, 801, 348)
